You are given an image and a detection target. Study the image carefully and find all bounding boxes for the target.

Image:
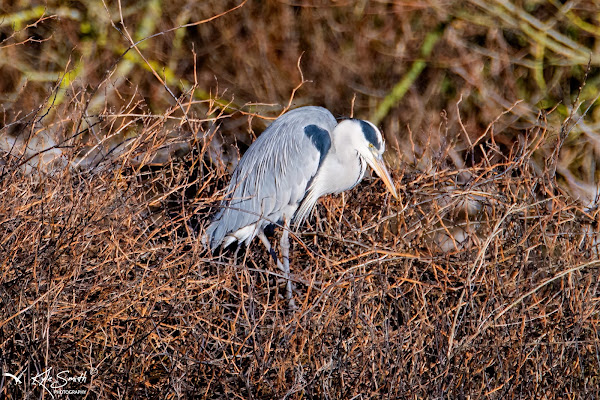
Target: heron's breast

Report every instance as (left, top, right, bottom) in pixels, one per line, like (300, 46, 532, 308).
(317, 152, 365, 195)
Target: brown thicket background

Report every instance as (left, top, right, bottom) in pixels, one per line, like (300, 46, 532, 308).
(1, 0, 600, 398)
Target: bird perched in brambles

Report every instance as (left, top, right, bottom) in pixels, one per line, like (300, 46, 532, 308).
(204, 106, 398, 306)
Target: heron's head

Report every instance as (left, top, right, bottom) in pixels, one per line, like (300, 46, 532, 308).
(335, 119, 398, 199)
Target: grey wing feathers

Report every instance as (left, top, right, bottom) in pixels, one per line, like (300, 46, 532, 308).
(206, 106, 337, 249)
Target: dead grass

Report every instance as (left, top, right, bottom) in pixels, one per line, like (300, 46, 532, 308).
(2, 0, 600, 399)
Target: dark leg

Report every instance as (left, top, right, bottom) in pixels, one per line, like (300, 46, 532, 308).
(258, 228, 296, 309)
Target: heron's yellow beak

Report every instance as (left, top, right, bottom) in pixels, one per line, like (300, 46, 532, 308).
(365, 152, 398, 199)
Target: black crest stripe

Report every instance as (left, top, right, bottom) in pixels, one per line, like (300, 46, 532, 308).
(358, 120, 381, 150)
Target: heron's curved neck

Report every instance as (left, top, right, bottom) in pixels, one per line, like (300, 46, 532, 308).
(319, 127, 365, 194)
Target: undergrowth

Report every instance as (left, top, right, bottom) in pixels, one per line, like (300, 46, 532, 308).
(2, 0, 600, 398)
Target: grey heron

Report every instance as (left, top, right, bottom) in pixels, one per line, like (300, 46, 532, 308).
(205, 106, 398, 304)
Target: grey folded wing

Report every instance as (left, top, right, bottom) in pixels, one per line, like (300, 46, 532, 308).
(205, 106, 336, 249)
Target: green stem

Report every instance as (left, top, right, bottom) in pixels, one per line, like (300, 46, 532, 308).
(372, 30, 441, 125)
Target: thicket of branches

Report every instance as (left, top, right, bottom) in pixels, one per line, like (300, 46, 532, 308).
(1, 0, 600, 398)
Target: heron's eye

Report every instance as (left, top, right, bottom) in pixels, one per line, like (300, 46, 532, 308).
(369, 143, 374, 149)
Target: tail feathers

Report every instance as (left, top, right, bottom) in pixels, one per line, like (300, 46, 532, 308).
(202, 221, 224, 252)
(203, 219, 263, 252)
(203, 219, 243, 252)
